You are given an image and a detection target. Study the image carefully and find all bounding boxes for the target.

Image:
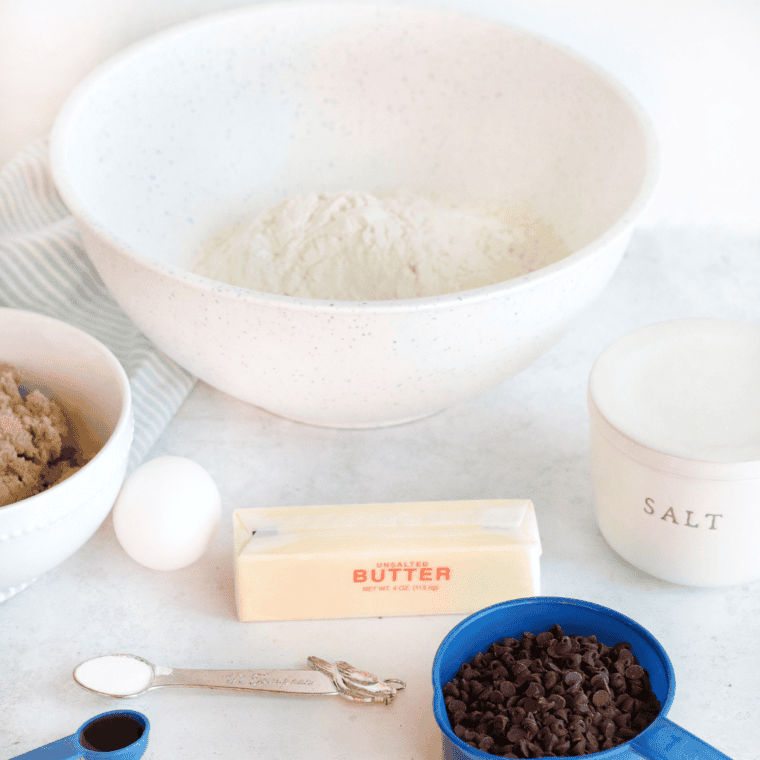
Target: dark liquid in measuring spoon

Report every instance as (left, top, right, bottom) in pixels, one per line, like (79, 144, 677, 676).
(81, 714, 145, 752)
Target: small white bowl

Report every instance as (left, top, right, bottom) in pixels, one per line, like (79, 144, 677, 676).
(0, 308, 133, 601)
(51, 2, 658, 428)
(588, 319, 760, 587)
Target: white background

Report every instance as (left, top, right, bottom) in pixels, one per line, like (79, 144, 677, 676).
(1, 2, 759, 759)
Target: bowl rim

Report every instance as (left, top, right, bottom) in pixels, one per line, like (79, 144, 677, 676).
(49, 0, 660, 314)
(0, 307, 132, 521)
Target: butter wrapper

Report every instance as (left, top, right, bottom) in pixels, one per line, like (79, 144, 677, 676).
(233, 499, 541, 622)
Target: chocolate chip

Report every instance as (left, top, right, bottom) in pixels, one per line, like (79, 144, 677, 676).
(524, 712, 539, 737)
(589, 673, 609, 690)
(507, 727, 527, 743)
(592, 690, 610, 707)
(614, 710, 631, 728)
(538, 726, 554, 744)
(534, 697, 551, 713)
(525, 682, 545, 699)
(573, 697, 591, 715)
(478, 735, 495, 752)
(555, 738, 572, 755)
(549, 718, 567, 737)
(610, 673, 627, 691)
(582, 649, 599, 668)
(617, 695, 635, 713)
(536, 631, 555, 648)
(625, 664, 645, 680)
(447, 698, 467, 714)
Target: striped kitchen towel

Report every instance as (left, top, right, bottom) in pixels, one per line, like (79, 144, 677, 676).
(0, 140, 197, 472)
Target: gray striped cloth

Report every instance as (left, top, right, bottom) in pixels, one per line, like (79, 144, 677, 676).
(0, 140, 196, 472)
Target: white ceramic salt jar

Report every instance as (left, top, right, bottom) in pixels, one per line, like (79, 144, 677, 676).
(588, 318, 760, 587)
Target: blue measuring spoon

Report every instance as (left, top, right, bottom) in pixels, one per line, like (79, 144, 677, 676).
(10, 709, 150, 760)
(433, 597, 733, 759)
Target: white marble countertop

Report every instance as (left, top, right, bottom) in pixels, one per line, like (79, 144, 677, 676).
(2, 224, 759, 759)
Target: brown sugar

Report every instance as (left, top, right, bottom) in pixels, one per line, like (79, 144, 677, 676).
(0, 362, 87, 507)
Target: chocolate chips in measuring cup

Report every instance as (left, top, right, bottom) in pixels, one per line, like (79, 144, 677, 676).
(442, 625, 661, 757)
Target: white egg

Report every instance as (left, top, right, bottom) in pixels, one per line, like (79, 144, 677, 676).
(112, 456, 221, 571)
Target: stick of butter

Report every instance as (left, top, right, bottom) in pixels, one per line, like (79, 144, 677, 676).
(233, 499, 541, 622)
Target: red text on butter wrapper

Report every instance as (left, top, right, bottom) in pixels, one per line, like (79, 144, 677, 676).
(353, 566, 451, 583)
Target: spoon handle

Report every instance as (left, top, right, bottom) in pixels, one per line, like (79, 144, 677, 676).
(150, 658, 405, 704)
(151, 668, 338, 696)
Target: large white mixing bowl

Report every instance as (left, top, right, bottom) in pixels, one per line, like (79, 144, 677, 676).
(50, 2, 657, 428)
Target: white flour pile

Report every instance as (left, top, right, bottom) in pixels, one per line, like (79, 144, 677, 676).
(192, 191, 564, 300)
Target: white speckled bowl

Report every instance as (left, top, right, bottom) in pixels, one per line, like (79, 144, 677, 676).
(50, 2, 657, 428)
(0, 309, 133, 602)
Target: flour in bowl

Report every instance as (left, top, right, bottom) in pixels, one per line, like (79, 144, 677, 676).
(192, 191, 567, 300)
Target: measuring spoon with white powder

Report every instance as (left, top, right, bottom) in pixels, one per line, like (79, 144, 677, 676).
(73, 654, 405, 704)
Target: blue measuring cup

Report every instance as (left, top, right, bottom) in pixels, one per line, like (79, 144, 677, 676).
(432, 597, 733, 759)
(10, 710, 150, 760)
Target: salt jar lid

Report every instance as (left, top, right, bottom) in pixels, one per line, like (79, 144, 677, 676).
(588, 318, 760, 480)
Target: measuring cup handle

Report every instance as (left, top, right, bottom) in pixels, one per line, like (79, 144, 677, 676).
(9, 734, 82, 760)
(630, 716, 733, 759)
